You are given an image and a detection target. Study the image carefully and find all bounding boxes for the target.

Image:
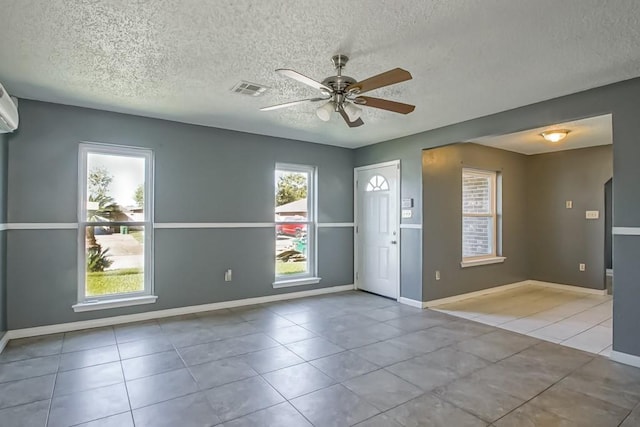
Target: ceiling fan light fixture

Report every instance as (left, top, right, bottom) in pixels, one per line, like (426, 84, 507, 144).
(316, 101, 334, 121)
(540, 129, 570, 143)
(343, 102, 362, 122)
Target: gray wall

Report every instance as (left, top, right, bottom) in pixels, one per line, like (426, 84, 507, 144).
(527, 146, 612, 289)
(6, 100, 354, 329)
(421, 143, 611, 300)
(355, 77, 640, 357)
(422, 144, 529, 301)
(0, 133, 6, 338)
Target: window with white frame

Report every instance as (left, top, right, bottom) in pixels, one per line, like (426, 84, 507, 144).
(77, 143, 154, 305)
(275, 164, 316, 282)
(462, 168, 499, 260)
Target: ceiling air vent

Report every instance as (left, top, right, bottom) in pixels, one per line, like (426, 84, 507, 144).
(231, 81, 269, 97)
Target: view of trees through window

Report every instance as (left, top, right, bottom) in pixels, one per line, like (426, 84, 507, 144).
(275, 167, 312, 277)
(83, 152, 147, 297)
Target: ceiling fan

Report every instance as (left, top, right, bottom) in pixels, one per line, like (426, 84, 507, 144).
(261, 55, 415, 127)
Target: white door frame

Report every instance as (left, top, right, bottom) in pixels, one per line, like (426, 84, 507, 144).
(354, 160, 401, 301)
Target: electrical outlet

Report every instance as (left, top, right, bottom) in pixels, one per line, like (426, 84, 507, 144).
(224, 269, 232, 282)
(435, 270, 441, 280)
(579, 263, 586, 272)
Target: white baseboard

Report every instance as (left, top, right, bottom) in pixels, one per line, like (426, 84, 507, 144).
(425, 280, 607, 308)
(398, 297, 426, 309)
(4, 284, 355, 342)
(528, 280, 608, 295)
(425, 281, 530, 307)
(0, 332, 9, 354)
(610, 350, 640, 368)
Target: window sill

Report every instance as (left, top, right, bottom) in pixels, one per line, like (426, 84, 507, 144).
(72, 295, 158, 312)
(460, 257, 506, 268)
(273, 277, 322, 289)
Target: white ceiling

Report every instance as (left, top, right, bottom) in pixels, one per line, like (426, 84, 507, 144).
(0, 1, 639, 149)
(468, 114, 612, 155)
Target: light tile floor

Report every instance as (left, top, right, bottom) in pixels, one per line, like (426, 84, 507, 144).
(1, 290, 638, 427)
(431, 284, 613, 356)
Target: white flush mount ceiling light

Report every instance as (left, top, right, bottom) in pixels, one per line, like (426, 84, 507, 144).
(540, 129, 570, 143)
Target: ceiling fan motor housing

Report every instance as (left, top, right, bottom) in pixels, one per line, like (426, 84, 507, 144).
(321, 75, 357, 91)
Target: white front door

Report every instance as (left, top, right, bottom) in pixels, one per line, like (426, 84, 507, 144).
(355, 161, 400, 299)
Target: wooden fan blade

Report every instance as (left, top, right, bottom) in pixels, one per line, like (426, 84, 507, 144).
(260, 98, 326, 111)
(276, 69, 333, 93)
(338, 105, 365, 128)
(355, 96, 415, 114)
(346, 68, 412, 94)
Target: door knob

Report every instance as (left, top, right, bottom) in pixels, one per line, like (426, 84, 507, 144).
(391, 240, 397, 244)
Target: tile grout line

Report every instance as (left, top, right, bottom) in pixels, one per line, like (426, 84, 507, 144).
(557, 321, 613, 353)
(255, 370, 317, 426)
(67, 411, 131, 427)
(617, 401, 640, 427)
(379, 364, 487, 422)
(114, 327, 136, 426)
(434, 341, 595, 424)
(527, 303, 612, 345)
(490, 354, 629, 426)
(45, 333, 66, 427)
(511, 297, 612, 335)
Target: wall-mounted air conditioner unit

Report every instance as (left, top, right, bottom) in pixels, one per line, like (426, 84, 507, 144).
(0, 82, 19, 133)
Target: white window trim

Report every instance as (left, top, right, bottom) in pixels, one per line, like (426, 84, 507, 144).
(272, 277, 322, 288)
(274, 163, 318, 287)
(77, 143, 155, 309)
(73, 295, 158, 312)
(460, 256, 506, 268)
(462, 168, 503, 266)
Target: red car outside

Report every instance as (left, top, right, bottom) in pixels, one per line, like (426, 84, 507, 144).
(276, 223, 305, 237)
(276, 217, 307, 237)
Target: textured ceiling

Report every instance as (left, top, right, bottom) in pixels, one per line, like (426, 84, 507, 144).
(468, 114, 612, 155)
(0, 1, 639, 148)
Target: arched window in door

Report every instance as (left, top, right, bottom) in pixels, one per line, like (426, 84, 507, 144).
(366, 175, 389, 192)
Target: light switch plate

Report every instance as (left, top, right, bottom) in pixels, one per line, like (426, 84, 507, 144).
(401, 198, 414, 208)
(566, 200, 573, 209)
(585, 210, 599, 219)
